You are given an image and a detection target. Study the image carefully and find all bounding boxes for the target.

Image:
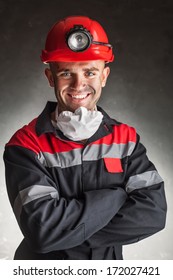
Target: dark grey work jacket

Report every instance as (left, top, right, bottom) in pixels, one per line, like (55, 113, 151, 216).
(4, 102, 167, 260)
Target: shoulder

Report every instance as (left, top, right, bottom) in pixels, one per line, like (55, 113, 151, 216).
(5, 118, 40, 154)
(112, 122, 137, 143)
(99, 106, 137, 143)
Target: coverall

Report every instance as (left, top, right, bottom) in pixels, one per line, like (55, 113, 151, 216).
(4, 102, 167, 259)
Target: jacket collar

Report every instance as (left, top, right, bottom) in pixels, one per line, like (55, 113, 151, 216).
(36, 102, 57, 136)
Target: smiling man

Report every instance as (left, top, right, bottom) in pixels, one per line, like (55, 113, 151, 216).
(4, 16, 167, 260)
(46, 60, 110, 141)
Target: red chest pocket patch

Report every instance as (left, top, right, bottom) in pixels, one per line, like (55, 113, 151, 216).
(104, 158, 123, 173)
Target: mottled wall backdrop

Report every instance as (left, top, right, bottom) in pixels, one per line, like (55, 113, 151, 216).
(0, 0, 172, 259)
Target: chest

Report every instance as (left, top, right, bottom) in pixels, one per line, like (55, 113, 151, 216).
(38, 138, 132, 198)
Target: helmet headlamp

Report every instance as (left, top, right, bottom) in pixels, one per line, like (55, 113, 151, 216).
(66, 25, 112, 52)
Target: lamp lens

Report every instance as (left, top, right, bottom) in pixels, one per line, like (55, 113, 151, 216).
(68, 32, 89, 51)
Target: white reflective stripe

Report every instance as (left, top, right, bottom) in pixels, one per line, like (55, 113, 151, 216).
(125, 170, 163, 193)
(38, 142, 135, 168)
(38, 149, 82, 168)
(13, 185, 59, 222)
(83, 142, 135, 161)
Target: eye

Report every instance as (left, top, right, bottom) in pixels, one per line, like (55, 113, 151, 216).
(58, 72, 72, 78)
(85, 71, 95, 77)
(62, 72, 71, 77)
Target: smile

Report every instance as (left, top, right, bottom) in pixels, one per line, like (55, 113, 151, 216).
(69, 93, 91, 100)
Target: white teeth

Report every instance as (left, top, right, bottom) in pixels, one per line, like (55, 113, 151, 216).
(71, 94, 88, 99)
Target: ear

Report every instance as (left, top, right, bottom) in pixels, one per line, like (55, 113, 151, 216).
(101, 66, 110, 87)
(45, 68, 54, 87)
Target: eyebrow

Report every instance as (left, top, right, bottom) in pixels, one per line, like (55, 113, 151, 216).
(82, 67, 100, 72)
(56, 67, 100, 73)
(56, 69, 70, 73)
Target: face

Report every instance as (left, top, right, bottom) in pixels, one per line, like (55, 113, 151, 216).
(45, 60, 110, 113)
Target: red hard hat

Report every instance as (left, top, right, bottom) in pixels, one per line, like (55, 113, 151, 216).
(41, 16, 114, 63)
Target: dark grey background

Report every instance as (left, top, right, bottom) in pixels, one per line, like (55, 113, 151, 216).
(0, 0, 172, 259)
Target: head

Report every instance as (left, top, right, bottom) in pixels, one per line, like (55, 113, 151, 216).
(41, 16, 114, 113)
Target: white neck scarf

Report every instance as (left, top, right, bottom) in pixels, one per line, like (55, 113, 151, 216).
(53, 106, 103, 141)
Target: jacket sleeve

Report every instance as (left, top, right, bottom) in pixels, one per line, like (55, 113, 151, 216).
(4, 142, 127, 254)
(84, 134, 167, 248)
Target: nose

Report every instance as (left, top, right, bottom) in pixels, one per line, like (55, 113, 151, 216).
(70, 74, 86, 91)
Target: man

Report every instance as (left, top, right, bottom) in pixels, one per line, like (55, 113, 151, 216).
(4, 16, 167, 260)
